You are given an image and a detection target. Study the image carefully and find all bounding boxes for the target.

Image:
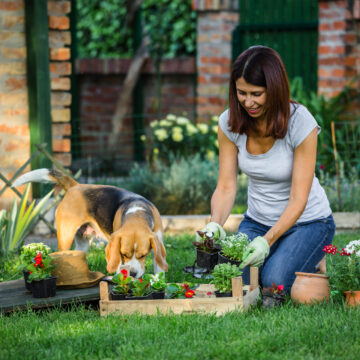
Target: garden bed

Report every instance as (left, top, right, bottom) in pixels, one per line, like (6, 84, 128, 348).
(99, 267, 259, 316)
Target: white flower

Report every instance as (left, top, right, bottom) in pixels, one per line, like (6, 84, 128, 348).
(154, 129, 168, 141)
(159, 120, 171, 127)
(211, 115, 219, 122)
(344, 239, 360, 257)
(153, 148, 159, 155)
(150, 120, 159, 128)
(206, 150, 215, 160)
(212, 125, 218, 133)
(214, 139, 219, 148)
(176, 117, 190, 125)
(172, 131, 183, 142)
(197, 123, 208, 134)
(166, 114, 176, 121)
(140, 135, 146, 142)
(186, 123, 198, 136)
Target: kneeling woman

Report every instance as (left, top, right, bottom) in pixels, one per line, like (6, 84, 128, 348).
(197, 46, 335, 292)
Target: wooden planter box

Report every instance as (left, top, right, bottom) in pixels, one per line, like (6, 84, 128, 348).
(99, 267, 260, 316)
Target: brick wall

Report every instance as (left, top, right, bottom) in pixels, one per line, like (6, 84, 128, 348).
(48, 0, 72, 166)
(0, 0, 28, 209)
(0, 0, 72, 209)
(74, 57, 196, 172)
(193, 0, 239, 122)
(318, 0, 360, 111)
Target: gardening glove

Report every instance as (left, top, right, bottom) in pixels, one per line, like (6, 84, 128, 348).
(240, 236, 270, 268)
(195, 222, 226, 242)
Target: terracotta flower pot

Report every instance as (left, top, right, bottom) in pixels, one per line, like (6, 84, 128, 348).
(344, 291, 360, 307)
(291, 272, 330, 304)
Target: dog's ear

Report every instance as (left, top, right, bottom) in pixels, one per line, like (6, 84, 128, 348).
(150, 233, 168, 272)
(105, 231, 122, 274)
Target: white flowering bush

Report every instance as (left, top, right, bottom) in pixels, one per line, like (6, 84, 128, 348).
(145, 114, 219, 161)
(220, 233, 249, 261)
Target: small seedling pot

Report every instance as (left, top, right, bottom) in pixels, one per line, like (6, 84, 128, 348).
(125, 293, 153, 300)
(196, 246, 220, 271)
(23, 270, 32, 292)
(214, 290, 232, 298)
(217, 253, 250, 285)
(31, 276, 57, 298)
(151, 291, 166, 299)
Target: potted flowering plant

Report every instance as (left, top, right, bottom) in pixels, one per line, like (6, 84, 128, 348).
(165, 281, 197, 299)
(262, 283, 286, 308)
(26, 251, 57, 298)
(111, 269, 133, 300)
(211, 263, 242, 297)
(193, 230, 221, 271)
(144, 272, 167, 299)
(19, 243, 52, 291)
(125, 278, 152, 300)
(324, 241, 360, 306)
(218, 233, 251, 284)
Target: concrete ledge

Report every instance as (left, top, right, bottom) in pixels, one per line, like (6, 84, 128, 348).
(162, 213, 360, 234)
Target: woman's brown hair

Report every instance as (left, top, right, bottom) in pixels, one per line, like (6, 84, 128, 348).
(229, 46, 294, 138)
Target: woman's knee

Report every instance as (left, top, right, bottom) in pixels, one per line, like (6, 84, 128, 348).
(261, 265, 296, 293)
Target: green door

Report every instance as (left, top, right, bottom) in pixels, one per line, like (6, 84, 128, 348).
(232, 0, 318, 92)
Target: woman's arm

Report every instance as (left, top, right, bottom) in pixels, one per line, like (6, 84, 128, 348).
(210, 127, 239, 226)
(264, 127, 318, 246)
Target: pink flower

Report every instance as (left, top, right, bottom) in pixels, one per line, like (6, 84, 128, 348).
(206, 292, 212, 296)
(319, 164, 325, 170)
(277, 285, 284, 292)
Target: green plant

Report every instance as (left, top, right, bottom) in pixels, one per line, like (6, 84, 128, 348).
(192, 231, 219, 253)
(0, 184, 54, 258)
(131, 277, 151, 297)
(165, 281, 197, 299)
(325, 241, 360, 294)
(18, 243, 51, 271)
(220, 233, 249, 261)
(147, 114, 219, 162)
(212, 263, 242, 293)
(26, 252, 56, 282)
(144, 272, 167, 292)
(112, 269, 132, 294)
(77, 0, 196, 59)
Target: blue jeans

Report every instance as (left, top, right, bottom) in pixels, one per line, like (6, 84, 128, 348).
(238, 214, 336, 292)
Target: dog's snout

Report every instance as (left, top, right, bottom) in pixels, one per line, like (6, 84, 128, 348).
(130, 271, 137, 278)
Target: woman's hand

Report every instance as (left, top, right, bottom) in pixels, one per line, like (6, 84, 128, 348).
(240, 236, 270, 268)
(195, 222, 226, 242)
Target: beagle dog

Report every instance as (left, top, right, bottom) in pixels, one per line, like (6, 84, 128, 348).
(13, 169, 168, 278)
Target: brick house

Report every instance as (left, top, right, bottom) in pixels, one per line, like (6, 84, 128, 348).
(0, 0, 359, 209)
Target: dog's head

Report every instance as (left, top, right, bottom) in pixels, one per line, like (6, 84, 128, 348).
(105, 227, 168, 278)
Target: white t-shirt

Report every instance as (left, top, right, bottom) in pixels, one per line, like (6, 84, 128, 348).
(219, 103, 332, 226)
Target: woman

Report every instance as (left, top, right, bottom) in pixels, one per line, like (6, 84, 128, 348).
(198, 46, 335, 292)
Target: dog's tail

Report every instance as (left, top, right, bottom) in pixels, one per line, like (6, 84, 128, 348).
(12, 168, 78, 191)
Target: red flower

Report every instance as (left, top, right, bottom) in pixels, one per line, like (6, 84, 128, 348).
(182, 283, 190, 290)
(323, 245, 338, 255)
(319, 164, 325, 170)
(206, 292, 212, 296)
(340, 248, 351, 256)
(34, 263, 38, 268)
(40, 263, 44, 268)
(123, 275, 127, 280)
(139, 278, 143, 283)
(277, 285, 284, 292)
(185, 290, 195, 298)
(35, 252, 43, 265)
(120, 269, 128, 276)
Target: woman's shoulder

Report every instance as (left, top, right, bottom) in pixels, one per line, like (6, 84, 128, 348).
(288, 102, 319, 147)
(218, 108, 242, 144)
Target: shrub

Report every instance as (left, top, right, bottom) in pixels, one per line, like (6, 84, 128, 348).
(147, 114, 219, 162)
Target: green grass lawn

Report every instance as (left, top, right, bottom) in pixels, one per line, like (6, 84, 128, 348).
(1, 232, 360, 360)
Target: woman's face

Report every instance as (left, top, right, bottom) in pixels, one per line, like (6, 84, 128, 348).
(236, 77, 267, 119)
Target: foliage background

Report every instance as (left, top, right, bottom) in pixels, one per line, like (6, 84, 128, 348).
(76, 0, 196, 58)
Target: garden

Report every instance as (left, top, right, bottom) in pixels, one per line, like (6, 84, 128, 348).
(1, 231, 360, 359)
(1, 1, 360, 359)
